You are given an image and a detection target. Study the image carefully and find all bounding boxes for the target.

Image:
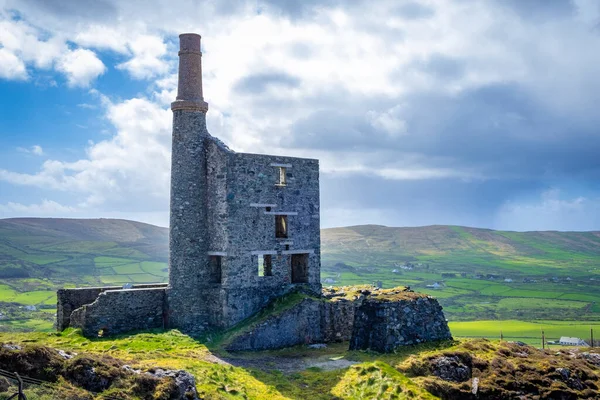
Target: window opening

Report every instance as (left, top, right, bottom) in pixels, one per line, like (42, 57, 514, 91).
(266, 206, 272, 212)
(258, 254, 273, 277)
(276, 215, 288, 238)
(209, 255, 222, 283)
(291, 253, 309, 283)
(278, 167, 287, 185)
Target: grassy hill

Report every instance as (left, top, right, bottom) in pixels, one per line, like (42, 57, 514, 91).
(1, 326, 599, 399)
(0, 218, 168, 331)
(0, 218, 599, 332)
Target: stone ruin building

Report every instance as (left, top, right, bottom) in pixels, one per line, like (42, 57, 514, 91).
(57, 33, 321, 336)
(57, 33, 451, 352)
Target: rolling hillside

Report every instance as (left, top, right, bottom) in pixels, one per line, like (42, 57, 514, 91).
(0, 218, 599, 331)
(321, 224, 600, 321)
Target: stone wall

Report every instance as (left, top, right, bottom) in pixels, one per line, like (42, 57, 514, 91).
(226, 288, 451, 353)
(57, 283, 167, 331)
(69, 287, 166, 337)
(349, 294, 452, 353)
(225, 297, 355, 351)
(320, 299, 355, 342)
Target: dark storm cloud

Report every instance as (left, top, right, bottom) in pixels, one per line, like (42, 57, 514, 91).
(291, 110, 384, 151)
(320, 173, 544, 228)
(287, 81, 600, 182)
(234, 72, 301, 94)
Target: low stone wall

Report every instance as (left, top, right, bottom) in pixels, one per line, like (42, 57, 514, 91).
(225, 297, 354, 351)
(57, 287, 111, 331)
(226, 287, 451, 353)
(57, 284, 168, 332)
(69, 287, 167, 337)
(349, 294, 452, 353)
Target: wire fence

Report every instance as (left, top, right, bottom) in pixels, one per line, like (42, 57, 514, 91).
(0, 368, 123, 400)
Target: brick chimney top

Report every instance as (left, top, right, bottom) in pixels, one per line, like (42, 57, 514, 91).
(171, 33, 209, 112)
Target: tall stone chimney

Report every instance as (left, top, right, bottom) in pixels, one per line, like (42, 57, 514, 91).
(167, 33, 211, 330)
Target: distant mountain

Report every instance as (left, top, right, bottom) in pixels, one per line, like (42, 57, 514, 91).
(0, 217, 168, 246)
(321, 224, 600, 270)
(0, 218, 168, 284)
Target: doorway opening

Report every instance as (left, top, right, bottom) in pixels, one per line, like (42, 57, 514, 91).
(291, 253, 309, 283)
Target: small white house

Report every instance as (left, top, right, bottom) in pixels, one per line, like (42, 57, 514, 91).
(426, 282, 442, 289)
(504, 278, 513, 283)
(559, 336, 589, 346)
(24, 305, 36, 311)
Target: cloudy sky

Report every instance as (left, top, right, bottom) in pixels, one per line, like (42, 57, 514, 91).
(1, 0, 599, 231)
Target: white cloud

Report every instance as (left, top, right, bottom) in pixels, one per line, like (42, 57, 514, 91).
(1, 95, 171, 209)
(0, 199, 76, 216)
(0, 47, 27, 79)
(56, 48, 106, 87)
(74, 25, 129, 53)
(31, 145, 44, 155)
(367, 105, 408, 137)
(116, 35, 169, 79)
(16, 145, 44, 155)
(0, 16, 66, 69)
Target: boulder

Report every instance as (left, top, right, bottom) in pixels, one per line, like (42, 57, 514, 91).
(148, 369, 199, 400)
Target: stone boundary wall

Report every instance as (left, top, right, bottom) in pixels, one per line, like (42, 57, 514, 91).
(57, 283, 168, 331)
(68, 287, 167, 337)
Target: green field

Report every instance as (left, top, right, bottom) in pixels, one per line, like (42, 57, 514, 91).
(1, 218, 600, 334)
(450, 320, 600, 346)
(0, 218, 168, 332)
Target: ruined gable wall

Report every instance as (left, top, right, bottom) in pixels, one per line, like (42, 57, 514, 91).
(219, 152, 321, 327)
(206, 138, 231, 263)
(69, 287, 166, 337)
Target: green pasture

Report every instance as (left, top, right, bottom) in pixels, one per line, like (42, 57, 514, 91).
(449, 320, 600, 344)
(113, 263, 145, 274)
(496, 298, 588, 310)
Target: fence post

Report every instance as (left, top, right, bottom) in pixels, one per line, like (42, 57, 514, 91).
(6, 372, 27, 400)
(541, 330, 545, 350)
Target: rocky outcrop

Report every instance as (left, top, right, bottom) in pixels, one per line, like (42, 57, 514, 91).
(147, 369, 199, 400)
(349, 291, 452, 352)
(0, 343, 199, 399)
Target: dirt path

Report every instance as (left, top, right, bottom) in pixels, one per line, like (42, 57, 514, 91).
(210, 349, 358, 374)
